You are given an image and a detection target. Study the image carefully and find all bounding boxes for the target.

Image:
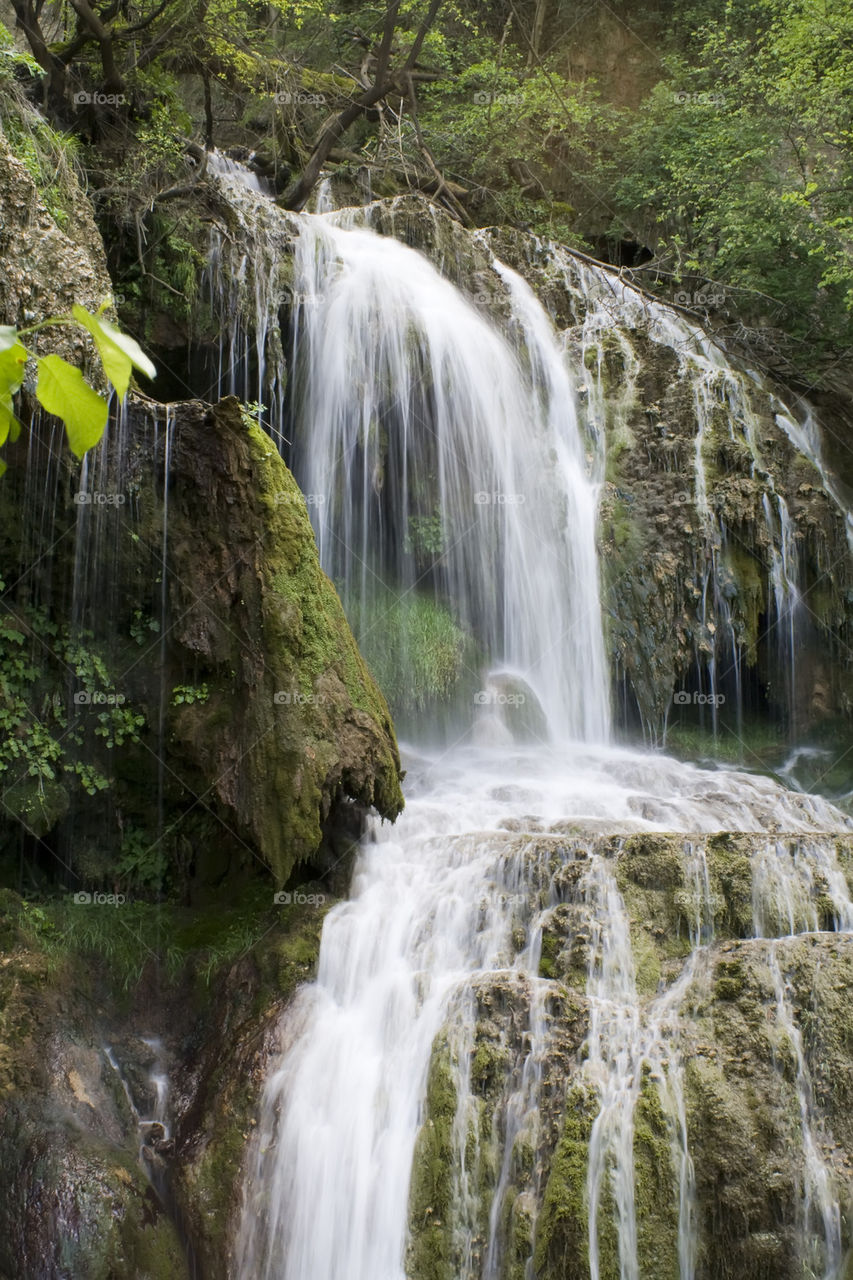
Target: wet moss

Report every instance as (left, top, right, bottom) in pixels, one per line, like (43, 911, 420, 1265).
(406, 1036, 457, 1280)
(704, 835, 754, 938)
(634, 1067, 679, 1280)
(534, 1081, 618, 1280)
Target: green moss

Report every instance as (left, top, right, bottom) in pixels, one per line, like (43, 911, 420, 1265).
(705, 835, 754, 938)
(714, 957, 746, 1001)
(724, 545, 765, 662)
(633, 1067, 679, 1280)
(534, 1082, 618, 1280)
(345, 587, 478, 717)
(539, 927, 561, 980)
(248, 423, 397, 731)
(407, 1036, 458, 1280)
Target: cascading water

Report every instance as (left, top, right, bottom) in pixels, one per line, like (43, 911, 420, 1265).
(288, 214, 609, 743)
(227, 192, 853, 1280)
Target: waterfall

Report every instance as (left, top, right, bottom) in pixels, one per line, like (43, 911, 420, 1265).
(288, 214, 609, 743)
(198, 183, 853, 1280)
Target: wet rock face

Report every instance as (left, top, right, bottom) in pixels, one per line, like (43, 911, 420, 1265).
(0, 885, 329, 1280)
(404, 831, 853, 1280)
(343, 198, 851, 740)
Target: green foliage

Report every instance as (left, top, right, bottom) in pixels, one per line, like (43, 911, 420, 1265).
(171, 682, 210, 706)
(347, 587, 476, 715)
(404, 505, 447, 559)
(0, 586, 145, 826)
(115, 825, 168, 892)
(0, 22, 41, 80)
(130, 609, 161, 645)
(0, 306, 155, 475)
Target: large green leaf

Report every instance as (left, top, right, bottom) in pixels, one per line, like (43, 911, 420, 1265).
(35, 354, 109, 458)
(72, 304, 156, 398)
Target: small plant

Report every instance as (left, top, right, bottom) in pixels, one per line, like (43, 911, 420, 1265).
(171, 682, 210, 706)
(116, 826, 168, 892)
(130, 609, 161, 645)
(240, 400, 267, 429)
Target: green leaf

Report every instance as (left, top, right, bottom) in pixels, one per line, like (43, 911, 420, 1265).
(0, 397, 20, 448)
(0, 335, 27, 396)
(35, 354, 109, 459)
(72, 304, 156, 398)
(0, 334, 27, 450)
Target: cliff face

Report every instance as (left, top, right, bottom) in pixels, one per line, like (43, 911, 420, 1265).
(404, 831, 853, 1280)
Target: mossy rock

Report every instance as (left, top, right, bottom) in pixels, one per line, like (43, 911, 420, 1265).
(406, 1035, 458, 1280)
(165, 396, 404, 883)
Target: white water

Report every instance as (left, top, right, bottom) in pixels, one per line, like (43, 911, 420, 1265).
(289, 215, 609, 743)
(237, 743, 853, 1280)
(768, 949, 844, 1279)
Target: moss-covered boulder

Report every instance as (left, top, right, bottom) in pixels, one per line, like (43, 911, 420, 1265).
(164, 395, 403, 883)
